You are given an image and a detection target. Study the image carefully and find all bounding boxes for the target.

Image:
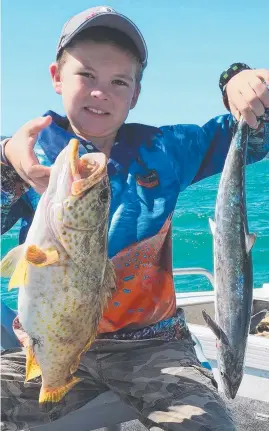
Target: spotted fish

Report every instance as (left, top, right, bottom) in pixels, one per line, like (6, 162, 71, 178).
(1, 139, 116, 408)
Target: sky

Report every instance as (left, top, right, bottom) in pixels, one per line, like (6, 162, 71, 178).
(1, 0, 269, 136)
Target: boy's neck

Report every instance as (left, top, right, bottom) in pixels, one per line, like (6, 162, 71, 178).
(67, 124, 116, 158)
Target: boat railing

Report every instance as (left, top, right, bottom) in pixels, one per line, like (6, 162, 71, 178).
(173, 267, 214, 289)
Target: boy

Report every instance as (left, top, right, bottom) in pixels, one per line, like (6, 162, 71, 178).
(1, 5, 269, 431)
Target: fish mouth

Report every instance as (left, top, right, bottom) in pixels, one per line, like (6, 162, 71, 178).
(69, 139, 107, 196)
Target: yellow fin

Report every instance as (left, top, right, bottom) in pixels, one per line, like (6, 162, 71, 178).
(25, 346, 42, 381)
(9, 258, 28, 290)
(39, 376, 81, 405)
(82, 335, 96, 354)
(26, 245, 59, 267)
(69, 356, 81, 375)
(1, 245, 24, 278)
(69, 336, 95, 375)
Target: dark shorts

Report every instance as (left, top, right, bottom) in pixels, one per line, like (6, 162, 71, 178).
(1, 333, 235, 431)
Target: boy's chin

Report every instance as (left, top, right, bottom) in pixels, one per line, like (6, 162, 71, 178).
(70, 119, 100, 134)
(71, 124, 117, 141)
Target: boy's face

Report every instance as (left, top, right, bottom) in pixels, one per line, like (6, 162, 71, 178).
(50, 40, 140, 141)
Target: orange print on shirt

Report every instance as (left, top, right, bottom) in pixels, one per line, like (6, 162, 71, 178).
(98, 216, 176, 333)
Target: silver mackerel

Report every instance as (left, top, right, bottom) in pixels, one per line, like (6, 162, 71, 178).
(203, 118, 256, 399)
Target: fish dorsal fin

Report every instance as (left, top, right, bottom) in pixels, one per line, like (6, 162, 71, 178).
(202, 310, 230, 346)
(25, 346, 42, 382)
(1, 245, 25, 278)
(246, 233, 256, 254)
(26, 246, 59, 267)
(9, 258, 28, 290)
(249, 310, 268, 334)
(209, 218, 216, 236)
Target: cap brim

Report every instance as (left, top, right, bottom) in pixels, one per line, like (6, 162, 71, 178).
(60, 12, 147, 68)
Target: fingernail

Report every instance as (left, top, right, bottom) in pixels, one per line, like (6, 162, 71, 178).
(251, 121, 259, 129)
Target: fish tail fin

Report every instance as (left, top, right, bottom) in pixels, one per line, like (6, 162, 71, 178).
(39, 376, 81, 411)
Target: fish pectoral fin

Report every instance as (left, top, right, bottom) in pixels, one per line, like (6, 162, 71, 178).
(9, 258, 28, 290)
(39, 376, 81, 406)
(249, 310, 268, 334)
(26, 245, 59, 267)
(202, 310, 230, 346)
(209, 218, 216, 236)
(25, 346, 42, 381)
(246, 233, 256, 254)
(0, 245, 24, 278)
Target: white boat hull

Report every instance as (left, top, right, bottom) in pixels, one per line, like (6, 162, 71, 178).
(175, 282, 269, 402)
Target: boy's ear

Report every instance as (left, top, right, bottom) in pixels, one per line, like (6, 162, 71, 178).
(130, 83, 141, 110)
(50, 63, 62, 95)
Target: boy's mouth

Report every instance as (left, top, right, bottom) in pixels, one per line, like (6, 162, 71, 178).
(84, 107, 110, 116)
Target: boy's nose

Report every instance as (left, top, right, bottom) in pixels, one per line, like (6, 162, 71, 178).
(90, 89, 108, 100)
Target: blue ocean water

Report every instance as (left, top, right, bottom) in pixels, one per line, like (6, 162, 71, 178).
(1, 159, 268, 310)
(173, 159, 269, 292)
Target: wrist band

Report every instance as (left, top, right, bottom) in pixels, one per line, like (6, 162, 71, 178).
(0, 138, 11, 166)
(219, 63, 252, 111)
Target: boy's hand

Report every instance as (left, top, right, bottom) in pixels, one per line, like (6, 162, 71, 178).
(226, 69, 269, 128)
(4, 116, 52, 194)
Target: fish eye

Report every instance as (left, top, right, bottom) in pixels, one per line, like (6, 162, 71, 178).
(99, 188, 109, 203)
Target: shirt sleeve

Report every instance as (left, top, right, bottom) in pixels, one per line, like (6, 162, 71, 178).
(159, 113, 269, 190)
(1, 140, 51, 234)
(1, 163, 31, 234)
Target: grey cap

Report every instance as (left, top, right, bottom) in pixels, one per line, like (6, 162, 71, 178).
(57, 5, 148, 69)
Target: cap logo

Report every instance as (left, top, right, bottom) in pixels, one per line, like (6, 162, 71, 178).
(85, 7, 114, 21)
(86, 12, 97, 20)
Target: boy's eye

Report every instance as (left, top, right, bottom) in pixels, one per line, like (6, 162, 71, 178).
(79, 72, 94, 78)
(113, 79, 128, 87)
